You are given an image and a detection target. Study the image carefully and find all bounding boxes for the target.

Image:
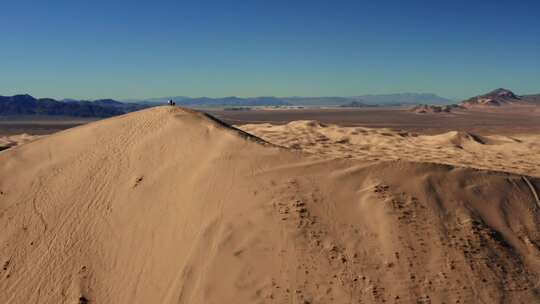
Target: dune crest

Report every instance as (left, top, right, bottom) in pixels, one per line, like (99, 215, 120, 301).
(1, 107, 539, 303)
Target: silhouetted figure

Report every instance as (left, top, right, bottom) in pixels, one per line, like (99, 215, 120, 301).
(168, 99, 176, 106)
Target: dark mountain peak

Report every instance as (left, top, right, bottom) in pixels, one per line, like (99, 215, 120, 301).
(484, 88, 518, 99)
(460, 88, 521, 107)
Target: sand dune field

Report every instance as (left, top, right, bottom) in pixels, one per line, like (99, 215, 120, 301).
(240, 121, 540, 177)
(0, 107, 539, 303)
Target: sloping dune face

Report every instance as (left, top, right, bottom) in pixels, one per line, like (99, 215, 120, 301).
(0, 107, 539, 304)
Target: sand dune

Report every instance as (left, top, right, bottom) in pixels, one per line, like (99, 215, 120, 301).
(240, 121, 540, 177)
(1, 107, 539, 303)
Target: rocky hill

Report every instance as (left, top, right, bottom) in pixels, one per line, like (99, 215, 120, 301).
(410, 88, 540, 114)
(460, 88, 522, 107)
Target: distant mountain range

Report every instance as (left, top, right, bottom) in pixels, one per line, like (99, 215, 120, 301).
(339, 101, 377, 108)
(278, 93, 453, 106)
(178, 97, 291, 107)
(127, 93, 454, 107)
(0, 95, 147, 117)
(123, 96, 290, 107)
(0, 93, 449, 117)
(343, 93, 453, 106)
(0, 94, 295, 117)
(2, 90, 536, 118)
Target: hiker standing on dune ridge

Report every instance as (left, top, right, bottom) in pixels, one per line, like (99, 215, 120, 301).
(168, 99, 175, 106)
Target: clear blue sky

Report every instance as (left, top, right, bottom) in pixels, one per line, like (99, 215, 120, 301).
(1, 0, 539, 100)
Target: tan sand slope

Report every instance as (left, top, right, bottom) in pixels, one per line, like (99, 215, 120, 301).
(240, 121, 540, 177)
(0, 107, 539, 304)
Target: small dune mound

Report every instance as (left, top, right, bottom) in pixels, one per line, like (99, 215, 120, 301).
(476, 134, 523, 145)
(421, 131, 487, 148)
(286, 120, 327, 128)
(1, 107, 539, 303)
(421, 131, 524, 148)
